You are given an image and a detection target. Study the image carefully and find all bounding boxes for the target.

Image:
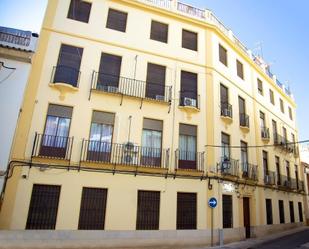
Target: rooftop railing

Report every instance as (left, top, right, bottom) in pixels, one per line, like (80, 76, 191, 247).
(135, 0, 292, 98)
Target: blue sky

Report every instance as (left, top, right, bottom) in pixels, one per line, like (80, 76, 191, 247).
(1, 0, 309, 140)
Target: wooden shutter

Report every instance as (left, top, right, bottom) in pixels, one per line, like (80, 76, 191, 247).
(219, 44, 227, 66)
(182, 29, 197, 51)
(179, 124, 197, 136)
(222, 195, 233, 228)
(47, 104, 73, 118)
(78, 187, 108, 230)
(150, 20, 168, 43)
(143, 118, 163, 131)
(26, 184, 61, 229)
(67, 0, 92, 23)
(266, 199, 273, 224)
(136, 191, 160, 230)
(146, 63, 166, 98)
(257, 79, 263, 95)
(106, 9, 127, 32)
(92, 111, 115, 125)
(177, 192, 197, 229)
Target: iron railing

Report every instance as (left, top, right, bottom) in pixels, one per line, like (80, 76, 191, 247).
(241, 163, 258, 181)
(0, 30, 31, 46)
(179, 91, 200, 109)
(175, 149, 205, 171)
(220, 102, 233, 118)
(81, 140, 170, 169)
(273, 133, 294, 153)
(138, 0, 173, 9)
(239, 113, 249, 128)
(261, 127, 270, 139)
(219, 157, 239, 177)
(92, 72, 172, 103)
(31, 133, 73, 160)
(298, 181, 305, 192)
(51, 65, 81, 88)
(277, 175, 292, 189)
(290, 179, 298, 190)
(264, 171, 276, 185)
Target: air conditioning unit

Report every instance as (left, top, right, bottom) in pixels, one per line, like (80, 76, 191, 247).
(103, 85, 118, 93)
(123, 154, 138, 165)
(155, 95, 165, 101)
(222, 108, 231, 117)
(184, 97, 196, 107)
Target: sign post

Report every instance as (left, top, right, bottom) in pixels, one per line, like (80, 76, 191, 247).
(208, 197, 217, 247)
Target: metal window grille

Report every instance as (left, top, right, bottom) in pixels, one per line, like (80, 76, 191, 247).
(78, 187, 108, 230)
(222, 195, 233, 228)
(177, 192, 197, 230)
(26, 184, 61, 230)
(136, 191, 160, 230)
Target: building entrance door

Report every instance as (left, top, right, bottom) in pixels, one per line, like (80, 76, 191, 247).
(243, 197, 250, 238)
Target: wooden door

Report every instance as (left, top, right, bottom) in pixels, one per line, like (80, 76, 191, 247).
(243, 197, 250, 238)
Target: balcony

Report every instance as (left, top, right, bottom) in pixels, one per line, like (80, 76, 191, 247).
(51, 65, 80, 87)
(261, 127, 270, 141)
(179, 91, 200, 110)
(175, 149, 205, 172)
(241, 163, 258, 181)
(277, 175, 294, 189)
(220, 103, 233, 121)
(91, 72, 172, 103)
(298, 180, 305, 192)
(264, 171, 276, 185)
(81, 140, 170, 170)
(239, 113, 249, 129)
(219, 157, 239, 177)
(273, 133, 294, 153)
(31, 133, 73, 161)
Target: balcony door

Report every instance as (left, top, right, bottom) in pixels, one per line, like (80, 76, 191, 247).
(87, 111, 114, 162)
(179, 124, 197, 170)
(180, 71, 197, 107)
(146, 63, 166, 100)
(220, 84, 229, 110)
(40, 104, 72, 158)
(241, 141, 248, 176)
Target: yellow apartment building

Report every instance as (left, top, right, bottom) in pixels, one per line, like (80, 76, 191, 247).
(0, 0, 305, 245)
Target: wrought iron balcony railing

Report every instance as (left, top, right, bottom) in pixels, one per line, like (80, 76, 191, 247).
(81, 140, 170, 169)
(239, 113, 249, 128)
(261, 127, 270, 139)
(91, 72, 172, 103)
(298, 180, 305, 192)
(179, 91, 200, 109)
(220, 102, 233, 118)
(175, 149, 205, 171)
(51, 65, 81, 88)
(277, 175, 295, 189)
(241, 163, 258, 181)
(264, 171, 276, 185)
(273, 133, 294, 153)
(31, 133, 73, 160)
(219, 157, 239, 177)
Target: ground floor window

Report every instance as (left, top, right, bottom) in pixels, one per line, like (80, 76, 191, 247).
(78, 187, 108, 230)
(136, 190, 160, 230)
(26, 184, 61, 229)
(177, 192, 197, 229)
(298, 202, 303, 222)
(279, 200, 285, 224)
(222, 195, 233, 228)
(266, 199, 273, 225)
(289, 201, 295, 223)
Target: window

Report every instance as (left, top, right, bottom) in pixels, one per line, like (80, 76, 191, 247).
(289, 201, 295, 223)
(97, 53, 122, 92)
(219, 44, 227, 66)
(263, 151, 268, 176)
(150, 20, 168, 43)
(236, 60, 244, 79)
(87, 111, 115, 162)
(280, 98, 285, 113)
(279, 200, 285, 224)
(295, 165, 299, 189)
(67, 0, 91, 23)
(78, 188, 108, 230)
(272, 120, 277, 143)
(106, 9, 127, 32)
(269, 89, 275, 105)
(220, 84, 231, 117)
(221, 132, 230, 159)
(26, 184, 61, 229)
(146, 63, 166, 100)
(180, 71, 198, 108)
(288, 107, 293, 120)
(54, 44, 83, 87)
(136, 191, 160, 230)
(241, 141, 248, 175)
(286, 161, 290, 180)
(177, 192, 197, 229)
(223, 195, 233, 228)
(141, 118, 163, 167)
(282, 127, 287, 144)
(260, 111, 265, 128)
(265, 199, 273, 225)
(298, 202, 303, 222)
(178, 124, 197, 170)
(238, 96, 248, 127)
(257, 79, 263, 95)
(276, 156, 281, 185)
(40, 104, 73, 158)
(182, 29, 197, 51)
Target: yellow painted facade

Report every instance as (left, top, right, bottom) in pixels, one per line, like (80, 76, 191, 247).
(0, 0, 305, 244)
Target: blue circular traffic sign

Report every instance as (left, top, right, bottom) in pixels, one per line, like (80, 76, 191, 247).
(208, 197, 217, 208)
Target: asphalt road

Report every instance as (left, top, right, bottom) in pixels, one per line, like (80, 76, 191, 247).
(251, 229, 309, 249)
